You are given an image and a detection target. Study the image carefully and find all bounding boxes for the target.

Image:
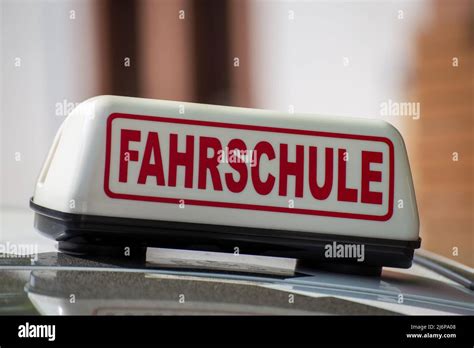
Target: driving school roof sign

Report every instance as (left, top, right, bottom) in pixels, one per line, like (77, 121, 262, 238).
(105, 113, 394, 221)
(30, 96, 420, 269)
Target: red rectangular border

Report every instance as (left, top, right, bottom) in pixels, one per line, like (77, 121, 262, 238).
(104, 113, 394, 221)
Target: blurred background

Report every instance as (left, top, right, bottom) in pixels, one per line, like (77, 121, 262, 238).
(1, 0, 472, 266)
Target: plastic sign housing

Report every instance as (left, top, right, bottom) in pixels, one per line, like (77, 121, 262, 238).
(30, 96, 420, 268)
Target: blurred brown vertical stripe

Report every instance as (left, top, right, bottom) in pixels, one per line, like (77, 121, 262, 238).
(104, 0, 141, 96)
(228, 0, 253, 107)
(408, 0, 473, 267)
(191, 0, 231, 105)
(138, 0, 195, 101)
(138, 0, 252, 107)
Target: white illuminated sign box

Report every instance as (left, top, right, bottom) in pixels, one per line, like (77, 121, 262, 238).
(31, 96, 420, 269)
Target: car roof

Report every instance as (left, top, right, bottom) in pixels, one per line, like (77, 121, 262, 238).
(0, 248, 472, 315)
(1, 209, 472, 315)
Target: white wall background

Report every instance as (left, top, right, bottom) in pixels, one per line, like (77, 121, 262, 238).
(1, 0, 101, 209)
(249, 0, 429, 118)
